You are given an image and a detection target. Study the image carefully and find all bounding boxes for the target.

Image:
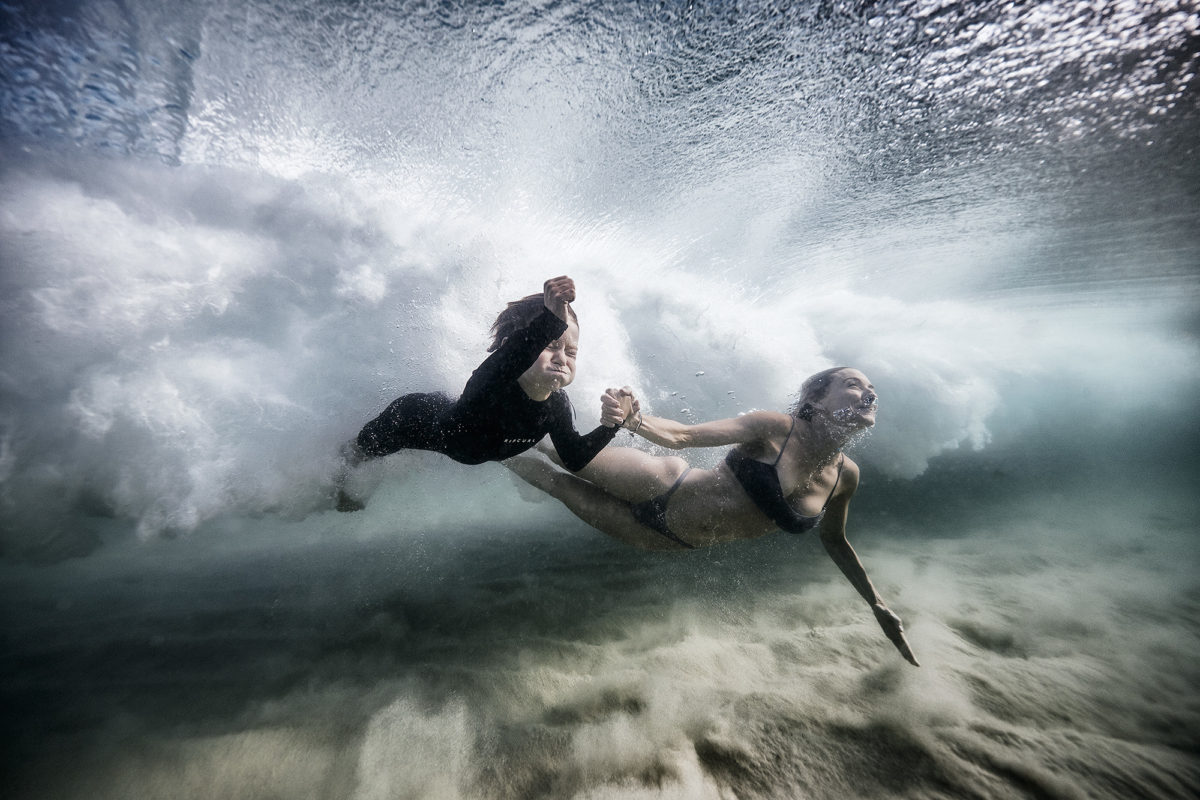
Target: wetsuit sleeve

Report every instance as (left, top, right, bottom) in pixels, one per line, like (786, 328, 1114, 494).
(547, 392, 620, 472)
(460, 307, 568, 404)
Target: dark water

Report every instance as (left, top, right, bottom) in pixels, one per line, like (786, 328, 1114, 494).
(2, 1, 1199, 797)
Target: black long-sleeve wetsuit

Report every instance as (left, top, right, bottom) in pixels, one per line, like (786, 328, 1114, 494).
(355, 308, 618, 471)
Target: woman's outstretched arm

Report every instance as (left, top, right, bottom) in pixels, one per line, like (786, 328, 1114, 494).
(602, 388, 788, 450)
(817, 462, 920, 667)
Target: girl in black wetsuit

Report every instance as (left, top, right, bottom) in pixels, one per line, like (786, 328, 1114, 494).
(337, 277, 627, 511)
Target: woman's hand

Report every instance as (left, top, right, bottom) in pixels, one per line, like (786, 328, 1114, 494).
(543, 276, 576, 321)
(872, 603, 920, 666)
(600, 387, 635, 428)
(601, 386, 640, 428)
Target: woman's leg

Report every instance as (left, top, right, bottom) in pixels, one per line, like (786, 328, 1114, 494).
(538, 444, 689, 503)
(505, 455, 692, 551)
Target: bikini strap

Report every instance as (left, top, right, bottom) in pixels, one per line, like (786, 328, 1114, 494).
(772, 416, 797, 466)
(821, 453, 845, 510)
(664, 467, 691, 499)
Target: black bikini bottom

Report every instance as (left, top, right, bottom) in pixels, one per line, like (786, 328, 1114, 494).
(629, 468, 695, 549)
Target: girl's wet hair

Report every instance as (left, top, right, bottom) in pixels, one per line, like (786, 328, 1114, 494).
(488, 293, 578, 352)
(789, 367, 851, 419)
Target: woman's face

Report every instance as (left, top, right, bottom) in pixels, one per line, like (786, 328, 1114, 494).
(816, 369, 878, 427)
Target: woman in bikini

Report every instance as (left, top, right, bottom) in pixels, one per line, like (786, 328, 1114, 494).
(505, 367, 919, 666)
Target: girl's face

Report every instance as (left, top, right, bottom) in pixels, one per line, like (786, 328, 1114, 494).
(518, 320, 579, 398)
(817, 369, 878, 427)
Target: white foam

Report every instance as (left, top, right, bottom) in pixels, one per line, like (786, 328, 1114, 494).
(3, 149, 1198, 552)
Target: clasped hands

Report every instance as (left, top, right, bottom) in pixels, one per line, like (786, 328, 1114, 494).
(600, 386, 640, 429)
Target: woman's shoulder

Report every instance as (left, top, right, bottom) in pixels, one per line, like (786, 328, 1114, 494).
(738, 409, 795, 436)
(835, 453, 861, 493)
(718, 410, 796, 455)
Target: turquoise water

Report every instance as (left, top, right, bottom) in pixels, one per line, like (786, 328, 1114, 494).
(2, 1, 1198, 797)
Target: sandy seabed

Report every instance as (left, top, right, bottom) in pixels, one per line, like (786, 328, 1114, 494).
(4, 471, 1197, 800)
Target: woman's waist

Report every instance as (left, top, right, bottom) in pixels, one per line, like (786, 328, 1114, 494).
(667, 469, 777, 540)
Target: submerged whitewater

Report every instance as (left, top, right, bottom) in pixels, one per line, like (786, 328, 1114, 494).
(2, 1, 1198, 798)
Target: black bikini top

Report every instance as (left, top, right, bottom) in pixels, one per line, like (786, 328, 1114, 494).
(724, 417, 844, 534)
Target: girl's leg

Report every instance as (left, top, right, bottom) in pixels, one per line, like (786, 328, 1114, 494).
(505, 455, 691, 551)
(537, 444, 689, 502)
(356, 392, 451, 456)
(334, 439, 367, 512)
(338, 392, 451, 512)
